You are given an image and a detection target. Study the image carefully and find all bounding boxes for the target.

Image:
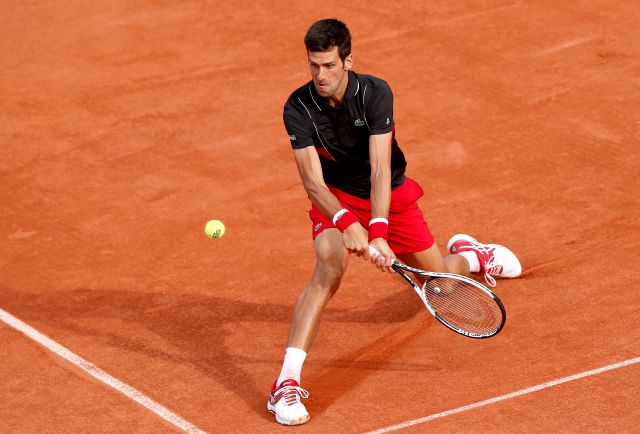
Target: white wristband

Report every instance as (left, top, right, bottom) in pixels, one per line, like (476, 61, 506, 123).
(369, 217, 389, 226)
(332, 208, 349, 225)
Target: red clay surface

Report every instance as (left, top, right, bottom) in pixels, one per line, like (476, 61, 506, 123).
(2, 0, 639, 432)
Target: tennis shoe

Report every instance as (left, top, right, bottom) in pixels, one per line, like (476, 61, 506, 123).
(267, 379, 310, 425)
(447, 234, 522, 287)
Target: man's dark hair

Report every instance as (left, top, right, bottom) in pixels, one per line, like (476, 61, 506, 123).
(304, 19, 351, 61)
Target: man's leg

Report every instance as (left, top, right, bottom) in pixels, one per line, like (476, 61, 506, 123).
(268, 228, 347, 426)
(286, 228, 348, 352)
(397, 236, 522, 287)
(396, 242, 470, 283)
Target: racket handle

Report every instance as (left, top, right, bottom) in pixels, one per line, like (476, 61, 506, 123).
(368, 245, 396, 265)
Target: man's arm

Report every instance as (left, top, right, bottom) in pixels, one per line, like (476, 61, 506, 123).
(369, 131, 395, 271)
(369, 131, 392, 222)
(292, 146, 370, 258)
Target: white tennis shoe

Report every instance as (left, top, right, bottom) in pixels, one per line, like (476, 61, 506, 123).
(267, 379, 310, 425)
(447, 234, 522, 287)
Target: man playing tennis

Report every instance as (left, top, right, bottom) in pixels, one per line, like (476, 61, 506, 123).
(268, 18, 522, 425)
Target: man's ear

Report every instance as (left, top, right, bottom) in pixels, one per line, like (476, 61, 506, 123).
(343, 54, 353, 71)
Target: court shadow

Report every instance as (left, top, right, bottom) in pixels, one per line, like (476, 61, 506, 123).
(0, 284, 428, 421)
(313, 293, 436, 415)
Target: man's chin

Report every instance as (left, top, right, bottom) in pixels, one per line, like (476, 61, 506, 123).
(315, 85, 331, 97)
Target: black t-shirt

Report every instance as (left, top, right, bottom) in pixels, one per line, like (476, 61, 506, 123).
(283, 71, 407, 198)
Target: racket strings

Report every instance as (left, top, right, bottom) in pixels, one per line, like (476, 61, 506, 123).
(422, 278, 503, 335)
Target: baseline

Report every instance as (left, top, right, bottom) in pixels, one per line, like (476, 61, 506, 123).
(366, 356, 640, 433)
(0, 307, 206, 434)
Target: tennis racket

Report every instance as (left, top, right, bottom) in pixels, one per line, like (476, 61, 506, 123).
(369, 246, 506, 338)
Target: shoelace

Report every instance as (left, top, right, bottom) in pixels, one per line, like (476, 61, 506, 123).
(464, 242, 501, 288)
(482, 257, 498, 288)
(280, 386, 309, 406)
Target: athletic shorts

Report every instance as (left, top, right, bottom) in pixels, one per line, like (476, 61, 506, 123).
(308, 177, 435, 254)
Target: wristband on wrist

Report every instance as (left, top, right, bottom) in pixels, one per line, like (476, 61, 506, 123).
(333, 208, 358, 232)
(368, 217, 389, 241)
(332, 208, 348, 225)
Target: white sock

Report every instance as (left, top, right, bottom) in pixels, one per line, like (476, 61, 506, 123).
(277, 347, 307, 387)
(459, 251, 481, 273)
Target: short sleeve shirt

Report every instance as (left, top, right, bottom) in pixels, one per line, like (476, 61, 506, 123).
(283, 71, 407, 198)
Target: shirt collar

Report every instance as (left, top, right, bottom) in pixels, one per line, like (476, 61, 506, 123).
(344, 71, 359, 100)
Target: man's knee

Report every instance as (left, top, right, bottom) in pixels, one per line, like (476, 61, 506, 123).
(313, 230, 348, 284)
(313, 259, 346, 288)
(302, 229, 348, 301)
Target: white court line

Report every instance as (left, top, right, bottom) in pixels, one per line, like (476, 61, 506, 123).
(0, 308, 206, 434)
(366, 356, 640, 433)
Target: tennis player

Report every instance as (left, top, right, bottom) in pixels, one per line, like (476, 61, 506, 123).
(268, 18, 522, 425)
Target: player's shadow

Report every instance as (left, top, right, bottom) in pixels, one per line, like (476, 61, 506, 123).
(0, 285, 427, 422)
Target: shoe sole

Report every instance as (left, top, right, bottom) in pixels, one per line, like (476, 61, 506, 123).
(267, 402, 310, 425)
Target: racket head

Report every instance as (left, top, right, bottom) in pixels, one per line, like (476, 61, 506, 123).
(392, 263, 506, 338)
(421, 274, 506, 338)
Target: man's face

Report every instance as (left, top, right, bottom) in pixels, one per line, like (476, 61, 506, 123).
(308, 46, 352, 99)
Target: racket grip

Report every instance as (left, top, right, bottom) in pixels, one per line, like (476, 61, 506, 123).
(368, 246, 396, 265)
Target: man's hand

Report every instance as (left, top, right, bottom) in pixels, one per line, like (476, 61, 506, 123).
(342, 223, 371, 260)
(369, 238, 395, 273)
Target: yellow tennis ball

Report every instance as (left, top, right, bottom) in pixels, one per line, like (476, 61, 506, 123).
(204, 219, 225, 239)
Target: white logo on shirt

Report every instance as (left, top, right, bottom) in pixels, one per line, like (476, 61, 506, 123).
(354, 119, 365, 127)
(386, 118, 390, 125)
(289, 135, 297, 141)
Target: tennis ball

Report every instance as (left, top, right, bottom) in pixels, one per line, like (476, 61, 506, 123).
(204, 219, 225, 239)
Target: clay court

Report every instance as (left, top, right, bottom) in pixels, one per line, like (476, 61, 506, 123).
(2, 0, 639, 432)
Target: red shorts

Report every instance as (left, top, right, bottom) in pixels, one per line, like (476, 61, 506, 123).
(308, 177, 435, 254)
